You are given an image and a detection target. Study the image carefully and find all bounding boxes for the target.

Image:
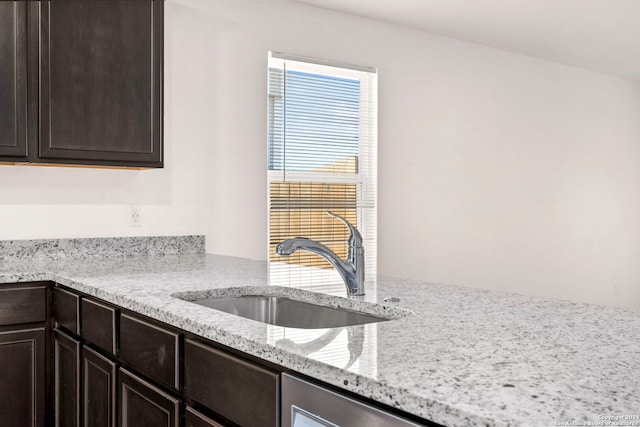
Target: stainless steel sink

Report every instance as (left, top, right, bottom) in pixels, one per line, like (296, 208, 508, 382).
(189, 295, 390, 329)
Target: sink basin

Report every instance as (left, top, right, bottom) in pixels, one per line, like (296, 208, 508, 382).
(191, 295, 388, 329)
(173, 286, 413, 329)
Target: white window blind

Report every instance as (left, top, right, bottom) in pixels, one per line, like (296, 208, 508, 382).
(267, 52, 377, 295)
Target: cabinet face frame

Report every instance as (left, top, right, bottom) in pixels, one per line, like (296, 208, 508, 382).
(25, 0, 163, 168)
(0, 1, 28, 159)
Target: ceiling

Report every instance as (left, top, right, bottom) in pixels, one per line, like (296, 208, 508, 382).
(293, 0, 640, 81)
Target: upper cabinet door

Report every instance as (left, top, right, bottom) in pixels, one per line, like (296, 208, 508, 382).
(0, 1, 28, 159)
(36, 1, 163, 167)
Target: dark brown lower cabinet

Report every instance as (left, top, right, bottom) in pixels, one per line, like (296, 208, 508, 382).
(0, 284, 287, 427)
(0, 328, 46, 427)
(54, 329, 80, 427)
(119, 369, 180, 427)
(83, 346, 117, 427)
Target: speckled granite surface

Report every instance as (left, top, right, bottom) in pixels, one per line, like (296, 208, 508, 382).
(0, 235, 205, 262)
(1, 250, 639, 427)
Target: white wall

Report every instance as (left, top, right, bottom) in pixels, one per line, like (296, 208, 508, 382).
(0, 1, 215, 240)
(178, 0, 640, 308)
(2, 0, 639, 309)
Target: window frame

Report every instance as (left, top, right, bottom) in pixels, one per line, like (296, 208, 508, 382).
(267, 52, 378, 292)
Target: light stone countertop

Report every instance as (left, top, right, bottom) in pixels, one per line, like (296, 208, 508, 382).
(1, 253, 639, 427)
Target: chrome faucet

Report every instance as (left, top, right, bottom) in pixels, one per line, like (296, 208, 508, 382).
(275, 212, 365, 296)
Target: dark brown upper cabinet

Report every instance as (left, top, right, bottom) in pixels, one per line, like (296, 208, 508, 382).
(35, 0, 163, 168)
(0, 1, 163, 168)
(0, 1, 28, 161)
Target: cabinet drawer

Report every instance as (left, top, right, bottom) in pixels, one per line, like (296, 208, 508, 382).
(119, 314, 179, 390)
(185, 407, 224, 427)
(81, 298, 117, 355)
(0, 284, 47, 326)
(185, 339, 280, 427)
(53, 287, 80, 335)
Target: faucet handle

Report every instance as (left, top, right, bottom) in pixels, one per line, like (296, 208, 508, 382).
(326, 211, 363, 248)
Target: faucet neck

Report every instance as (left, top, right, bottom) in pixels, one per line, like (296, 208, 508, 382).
(275, 238, 365, 296)
(275, 212, 365, 296)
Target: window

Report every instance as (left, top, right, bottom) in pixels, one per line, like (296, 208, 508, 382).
(267, 52, 377, 294)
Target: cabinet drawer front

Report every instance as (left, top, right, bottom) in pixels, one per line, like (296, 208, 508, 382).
(81, 298, 117, 355)
(119, 314, 179, 390)
(53, 287, 80, 335)
(0, 284, 47, 326)
(185, 339, 280, 427)
(185, 407, 224, 427)
(119, 369, 180, 427)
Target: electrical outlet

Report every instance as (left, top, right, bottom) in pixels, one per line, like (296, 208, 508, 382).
(129, 206, 142, 227)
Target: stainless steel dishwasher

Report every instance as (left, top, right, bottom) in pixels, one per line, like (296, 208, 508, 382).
(281, 373, 427, 427)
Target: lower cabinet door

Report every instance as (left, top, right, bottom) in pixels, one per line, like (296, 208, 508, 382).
(119, 369, 180, 427)
(0, 328, 46, 427)
(185, 407, 224, 427)
(83, 346, 117, 427)
(54, 329, 81, 427)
